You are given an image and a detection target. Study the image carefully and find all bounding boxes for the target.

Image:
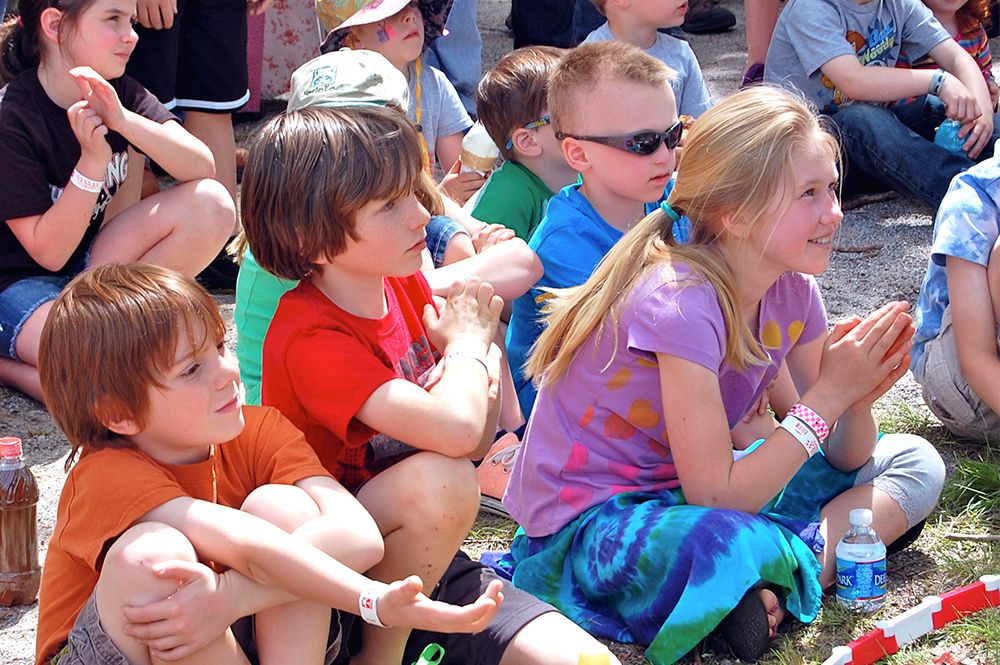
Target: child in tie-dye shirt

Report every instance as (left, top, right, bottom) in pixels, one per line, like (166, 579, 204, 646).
(501, 87, 945, 664)
(913, 156, 1000, 442)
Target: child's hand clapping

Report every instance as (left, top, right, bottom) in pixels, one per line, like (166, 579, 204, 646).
(815, 301, 914, 415)
(423, 277, 503, 356)
(66, 67, 121, 177)
(69, 67, 127, 133)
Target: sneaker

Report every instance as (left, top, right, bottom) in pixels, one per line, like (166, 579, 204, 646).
(682, 0, 736, 34)
(476, 432, 521, 517)
(716, 588, 775, 661)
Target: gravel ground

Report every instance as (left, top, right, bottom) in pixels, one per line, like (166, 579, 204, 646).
(0, 1, 951, 662)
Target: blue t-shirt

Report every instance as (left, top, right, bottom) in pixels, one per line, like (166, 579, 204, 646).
(764, 0, 948, 114)
(912, 157, 1000, 381)
(506, 182, 689, 418)
(583, 23, 713, 118)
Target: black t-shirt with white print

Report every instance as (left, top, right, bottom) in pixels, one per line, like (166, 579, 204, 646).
(0, 70, 175, 292)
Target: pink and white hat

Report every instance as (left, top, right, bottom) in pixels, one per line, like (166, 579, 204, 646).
(317, 0, 454, 53)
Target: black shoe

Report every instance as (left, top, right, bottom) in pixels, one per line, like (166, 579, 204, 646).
(682, 0, 736, 34)
(196, 249, 239, 292)
(717, 589, 771, 661)
(886, 518, 927, 556)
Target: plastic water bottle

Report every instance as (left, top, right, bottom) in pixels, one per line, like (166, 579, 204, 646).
(835, 508, 886, 612)
(934, 119, 967, 153)
(0, 437, 40, 606)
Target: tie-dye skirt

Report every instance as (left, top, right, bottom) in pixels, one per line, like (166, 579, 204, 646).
(500, 452, 860, 664)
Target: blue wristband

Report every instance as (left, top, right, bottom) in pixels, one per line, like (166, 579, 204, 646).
(929, 69, 947, 97)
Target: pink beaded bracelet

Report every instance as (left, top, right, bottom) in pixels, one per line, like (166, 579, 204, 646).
(787, 403, 829, 441)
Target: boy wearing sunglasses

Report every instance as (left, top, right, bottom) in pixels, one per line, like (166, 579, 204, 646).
(582, 0, 714, 120)
(469, 47, 578, 242)
(506, 41, 689, 421)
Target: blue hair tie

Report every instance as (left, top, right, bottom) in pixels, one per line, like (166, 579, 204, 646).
(660, 201, 680, 222)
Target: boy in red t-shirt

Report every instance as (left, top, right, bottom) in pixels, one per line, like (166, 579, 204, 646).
(34, 263, 501, 665)
(246, 106, 621, 665)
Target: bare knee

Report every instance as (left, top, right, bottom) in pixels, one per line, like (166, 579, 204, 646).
(241, 484, 321, 532)
(875, 433, 946, 526)
(98, 522, 197, 605)
(172, 178, 236, 243)
(395, 453, 480, 537)
(500, 611, 622, 665)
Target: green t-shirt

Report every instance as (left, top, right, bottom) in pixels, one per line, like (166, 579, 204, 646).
(234, 249, 298, 406)
(467, 160, 555, 241)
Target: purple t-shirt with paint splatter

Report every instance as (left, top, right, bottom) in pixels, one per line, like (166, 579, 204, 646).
(504, 264, 828, 537)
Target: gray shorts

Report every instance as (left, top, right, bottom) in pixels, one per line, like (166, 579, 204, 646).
(49, 590, 344, 665)
(853, 432, 946, 528)
(49, 592, 129, 665)
(920, 306, 1000, 443)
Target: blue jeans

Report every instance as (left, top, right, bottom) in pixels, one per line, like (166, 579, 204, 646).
(831, 96, 1000, 208)
(426, 215, 469, 267)
(425, 0, 481, 116)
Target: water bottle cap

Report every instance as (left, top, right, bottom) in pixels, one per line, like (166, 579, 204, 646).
(0, 437, 23, 458)
(849, 508, 873, 526)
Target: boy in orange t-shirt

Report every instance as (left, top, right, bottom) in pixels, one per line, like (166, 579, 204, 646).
(34, 263, 501, 665)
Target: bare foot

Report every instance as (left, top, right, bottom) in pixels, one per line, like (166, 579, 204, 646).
(758, 587, 785, 638)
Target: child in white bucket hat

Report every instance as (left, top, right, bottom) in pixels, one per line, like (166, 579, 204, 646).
(317, 0, 474, 185)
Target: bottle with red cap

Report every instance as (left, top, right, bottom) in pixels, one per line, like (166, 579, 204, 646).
(0, 437, 40, 605)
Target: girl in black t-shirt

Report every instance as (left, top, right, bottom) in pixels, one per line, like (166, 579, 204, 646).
(0, 0, 236, 401)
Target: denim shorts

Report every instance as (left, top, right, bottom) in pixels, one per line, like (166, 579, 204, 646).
(0, 248, 90, 360)
(0, 275, 70, 361)
(426, 215, 470, 268)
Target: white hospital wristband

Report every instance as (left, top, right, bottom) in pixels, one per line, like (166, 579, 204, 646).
(70, 169, 104, 194)
(359, 587, 387, 627)
(779, 414, 821, 458)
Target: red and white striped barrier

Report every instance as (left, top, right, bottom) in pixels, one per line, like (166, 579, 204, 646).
(822, 574, 1000, 665)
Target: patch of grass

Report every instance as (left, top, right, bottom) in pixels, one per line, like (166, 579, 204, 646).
(874, 400, 944, 443)
(940, 453, 1000, 517)
(948, 608, 1000, 660)
(465, 513, 519, 556)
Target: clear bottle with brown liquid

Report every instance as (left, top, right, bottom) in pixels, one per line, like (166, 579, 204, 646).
(0, 437, 40, 605)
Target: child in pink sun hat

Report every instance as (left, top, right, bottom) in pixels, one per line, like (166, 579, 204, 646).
(317, 0, 475, 186)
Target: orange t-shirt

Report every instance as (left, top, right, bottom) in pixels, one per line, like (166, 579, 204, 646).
(35, 405, 331, 665)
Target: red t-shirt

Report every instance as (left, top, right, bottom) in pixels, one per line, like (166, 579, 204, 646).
(262, 276, 438, 491)
(35, 406, 331, 664)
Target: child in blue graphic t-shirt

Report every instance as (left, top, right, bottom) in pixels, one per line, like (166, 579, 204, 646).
(765, 0, 1000, 208)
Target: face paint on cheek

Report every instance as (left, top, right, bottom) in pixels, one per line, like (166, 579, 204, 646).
(377, 22, 395, 42)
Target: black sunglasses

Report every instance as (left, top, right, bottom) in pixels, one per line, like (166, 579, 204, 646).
(555, 120, 684, 155)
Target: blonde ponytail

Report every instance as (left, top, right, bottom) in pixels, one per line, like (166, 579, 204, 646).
(528, 85, 840, 389)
